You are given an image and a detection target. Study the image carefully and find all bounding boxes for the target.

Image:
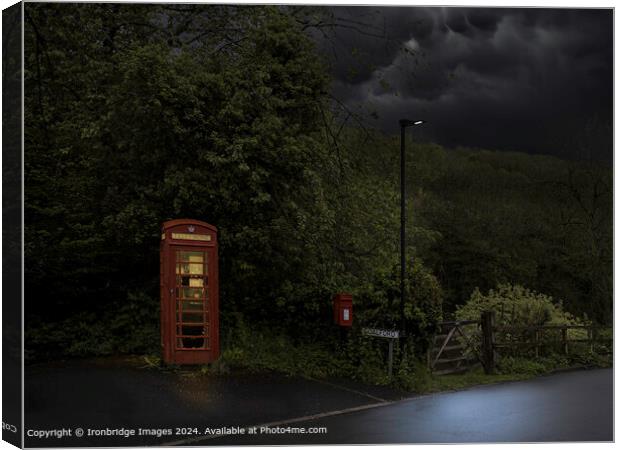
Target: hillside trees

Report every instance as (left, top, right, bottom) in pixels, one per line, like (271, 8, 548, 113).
(407, 145, 612, 323)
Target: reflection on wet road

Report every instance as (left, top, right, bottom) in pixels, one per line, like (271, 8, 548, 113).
(25, 357, 612, 446)
(211, 368, 613, 445)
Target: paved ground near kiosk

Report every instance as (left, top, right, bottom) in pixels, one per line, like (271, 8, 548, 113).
(25, 358, 612, 446)
(24, 356, 404, 447)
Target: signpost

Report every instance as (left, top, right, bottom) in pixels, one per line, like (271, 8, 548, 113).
(362, 328, 400, 378)
(362, 328, 400, 339)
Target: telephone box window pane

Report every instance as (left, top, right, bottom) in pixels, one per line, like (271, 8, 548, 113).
(189, 264, 203, 275)
(178, 251, 204, 262)
(182, 287, 203, 299)
(182, 300, 208, 313)
(182, 312, 204, 323)
(184, 325, 205, 335)
(176, 306, 204, 317)
(177, 264, 204, 275)
(189, 278, 203, 287)
(180, 301, 203, 311)
(176, 310, 205, 322)
(176, 276, 204, 287)
(177, 324, 207, 334)
(175, 252, 208, 274)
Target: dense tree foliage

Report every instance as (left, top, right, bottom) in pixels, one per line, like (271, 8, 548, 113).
(23, 4, 611, 365)
(25, 4, 334, 335)
(334, 129, 611, 324)
(411, 145, 612, 324)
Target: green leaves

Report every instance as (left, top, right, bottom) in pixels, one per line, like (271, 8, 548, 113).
(456, 284, 583, 328)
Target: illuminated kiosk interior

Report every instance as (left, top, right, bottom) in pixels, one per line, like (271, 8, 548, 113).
(160, 219, 219, 364)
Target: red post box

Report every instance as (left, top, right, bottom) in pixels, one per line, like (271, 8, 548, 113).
(333, 293, 353, 327)
(160, 219, 219, 364)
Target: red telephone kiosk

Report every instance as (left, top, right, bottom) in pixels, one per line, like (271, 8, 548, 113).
(160, 219, 219, 364)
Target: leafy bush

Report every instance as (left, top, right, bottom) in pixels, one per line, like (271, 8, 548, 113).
(217, 312, 434, 391)
(456, 283, 583, 328)
(569, 349, 611, 368)
(219, 313, 352, 379)
(25, 291, 159, 362)
(456, 283, 588, 352)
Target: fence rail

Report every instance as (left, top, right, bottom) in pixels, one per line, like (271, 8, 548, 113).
(481, 311, 612, 374)
(429, 312, 612, 376)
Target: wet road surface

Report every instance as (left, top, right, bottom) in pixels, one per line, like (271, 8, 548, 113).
(25, 357, 612, 446)
(25, 357, 403, 447)
(208, 368, 613, 445)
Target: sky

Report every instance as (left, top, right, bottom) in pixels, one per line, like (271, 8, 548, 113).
(312, 7, 613, 162)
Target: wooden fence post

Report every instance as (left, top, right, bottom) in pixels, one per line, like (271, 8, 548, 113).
(562, 327, 568, 355)
(481, 311, 496, 374)
(426, 347, 431, 370)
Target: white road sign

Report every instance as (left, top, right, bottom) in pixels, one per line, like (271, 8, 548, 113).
(362, 328, 400, 339)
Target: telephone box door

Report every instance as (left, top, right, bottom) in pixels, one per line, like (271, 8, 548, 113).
(173, 248, 211, 351)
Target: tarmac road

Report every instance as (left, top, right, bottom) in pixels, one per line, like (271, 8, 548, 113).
(202, 368, 614, 445)
(24, 356, 402, 447)
(24, 357, 612, 446)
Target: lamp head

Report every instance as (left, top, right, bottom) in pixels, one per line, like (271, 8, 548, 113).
(399, 119, 426, 127)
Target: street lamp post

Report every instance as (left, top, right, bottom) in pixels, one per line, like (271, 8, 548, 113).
(398, 119, 425, 343)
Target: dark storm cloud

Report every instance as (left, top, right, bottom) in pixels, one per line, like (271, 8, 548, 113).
(317, 7, 612, 161)
(466, 9, 501, 33)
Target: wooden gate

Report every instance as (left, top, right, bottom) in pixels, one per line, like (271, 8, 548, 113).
(428, 320, 483, 375)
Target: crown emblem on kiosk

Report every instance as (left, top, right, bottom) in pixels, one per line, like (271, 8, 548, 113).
(188, 225, 195, 233)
